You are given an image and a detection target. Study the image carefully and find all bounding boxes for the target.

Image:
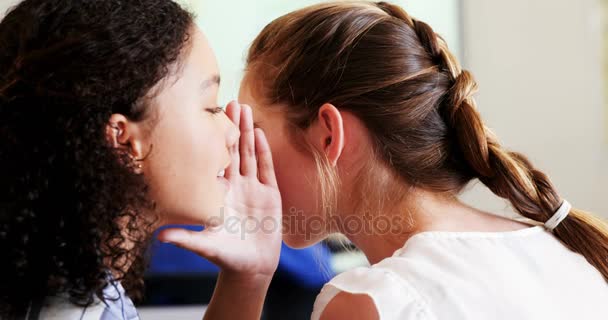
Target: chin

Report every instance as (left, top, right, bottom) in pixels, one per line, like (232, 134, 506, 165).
(165, 203, 224, 227)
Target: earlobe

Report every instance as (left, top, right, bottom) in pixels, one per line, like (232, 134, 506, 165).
(318, 104, 345, 166)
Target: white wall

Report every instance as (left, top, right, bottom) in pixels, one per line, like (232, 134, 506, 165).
(459, 0, 607, 217)
(0, 0, 17, 16)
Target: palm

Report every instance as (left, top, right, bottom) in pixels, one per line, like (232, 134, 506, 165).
(203, 179, 282, 275)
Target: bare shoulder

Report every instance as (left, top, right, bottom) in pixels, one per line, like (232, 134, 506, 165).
(319, 291, 380, 320)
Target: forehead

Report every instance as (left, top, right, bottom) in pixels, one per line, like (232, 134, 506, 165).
(144, 27, 220, 120)
(184, 27, 220, 79)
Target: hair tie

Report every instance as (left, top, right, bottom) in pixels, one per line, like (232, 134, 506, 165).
(544, 200, 571, 231)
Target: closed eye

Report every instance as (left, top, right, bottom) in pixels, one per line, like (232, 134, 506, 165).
(205, 106, 224, 115)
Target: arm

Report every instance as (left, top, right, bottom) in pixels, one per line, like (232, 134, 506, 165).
(202, 272, 272, 320)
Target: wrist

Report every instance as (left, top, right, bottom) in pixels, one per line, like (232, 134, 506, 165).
(219, 270, 274, 288)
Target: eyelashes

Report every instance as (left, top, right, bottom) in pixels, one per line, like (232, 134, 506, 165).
(206, 106, 224, 115)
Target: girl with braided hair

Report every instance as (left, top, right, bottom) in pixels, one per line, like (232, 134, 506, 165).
(236, 1, 608, 319)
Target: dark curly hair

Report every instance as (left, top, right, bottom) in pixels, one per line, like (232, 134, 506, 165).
(0, 0, 194, 317)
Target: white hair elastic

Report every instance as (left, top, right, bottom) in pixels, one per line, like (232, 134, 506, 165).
(544, 200, 571, 231)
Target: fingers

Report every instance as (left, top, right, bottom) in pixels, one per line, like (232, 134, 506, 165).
(239, 104, 257, 176)
(225, 101, 241, 179)
(226, 102, 273, 184)
(225, 101, 241, 126)
(255, 128, 278, 187)
(157, 228, 219, 260)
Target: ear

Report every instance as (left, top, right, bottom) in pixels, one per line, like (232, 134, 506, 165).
(310, 103, 345, 166)
(105, 114, 148, 172)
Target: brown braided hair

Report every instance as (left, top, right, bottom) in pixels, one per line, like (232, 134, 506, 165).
(376, 1, 608, 276)
(245, 1, 608, 281)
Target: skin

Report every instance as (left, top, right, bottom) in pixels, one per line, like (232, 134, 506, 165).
(107, 27, 283, 320)
(238, 75, 531, 320)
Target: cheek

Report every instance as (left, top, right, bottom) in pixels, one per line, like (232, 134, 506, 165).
(145, 118, 226, 224)
(276, 153, 329, 248)
(272, 146, 315, 211)
(262, 127, 331, 246)
(271, 145, 330, 239)
(152, 119, 218, 180)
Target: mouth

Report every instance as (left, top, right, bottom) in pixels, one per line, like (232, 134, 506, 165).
(217, 162, 230, 178)
(217, 164, 230, 192)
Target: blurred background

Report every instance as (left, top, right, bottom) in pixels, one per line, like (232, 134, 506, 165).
(1, 0, 607, 319)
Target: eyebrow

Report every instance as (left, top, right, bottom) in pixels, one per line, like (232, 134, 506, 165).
(201, 75, 221, 91)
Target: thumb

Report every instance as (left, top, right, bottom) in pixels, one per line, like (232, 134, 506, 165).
(157, 228, 220, 259)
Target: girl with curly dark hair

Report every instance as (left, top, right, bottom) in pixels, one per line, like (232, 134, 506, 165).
(0, 0, 282, 319)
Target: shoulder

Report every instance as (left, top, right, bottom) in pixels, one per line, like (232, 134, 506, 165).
(37, 297, 106, 320)
(37, 281, 137, 320)
(319, 291, 379, 320)
(311, 266, 435, 320)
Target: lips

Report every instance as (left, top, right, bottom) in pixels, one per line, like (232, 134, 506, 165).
(216, 162, 230, 192)
(217, 161, 230, 177)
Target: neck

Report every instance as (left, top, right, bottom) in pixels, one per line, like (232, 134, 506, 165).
(341, 189, 531, 265)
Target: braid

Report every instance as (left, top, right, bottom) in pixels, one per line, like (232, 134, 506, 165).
(377, 1, 561, 221)
(376, 2, 460, 76)
(448, 73, 562, 221)
(377, 2, 608, 281)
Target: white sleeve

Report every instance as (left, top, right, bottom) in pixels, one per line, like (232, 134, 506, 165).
(310, 266, 435, 320)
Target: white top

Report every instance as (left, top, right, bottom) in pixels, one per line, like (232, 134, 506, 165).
(30, 281, 139, 319)
(311, 226, 608, 320)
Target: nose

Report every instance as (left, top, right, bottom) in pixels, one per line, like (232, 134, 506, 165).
(223, 113, 240, 148)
